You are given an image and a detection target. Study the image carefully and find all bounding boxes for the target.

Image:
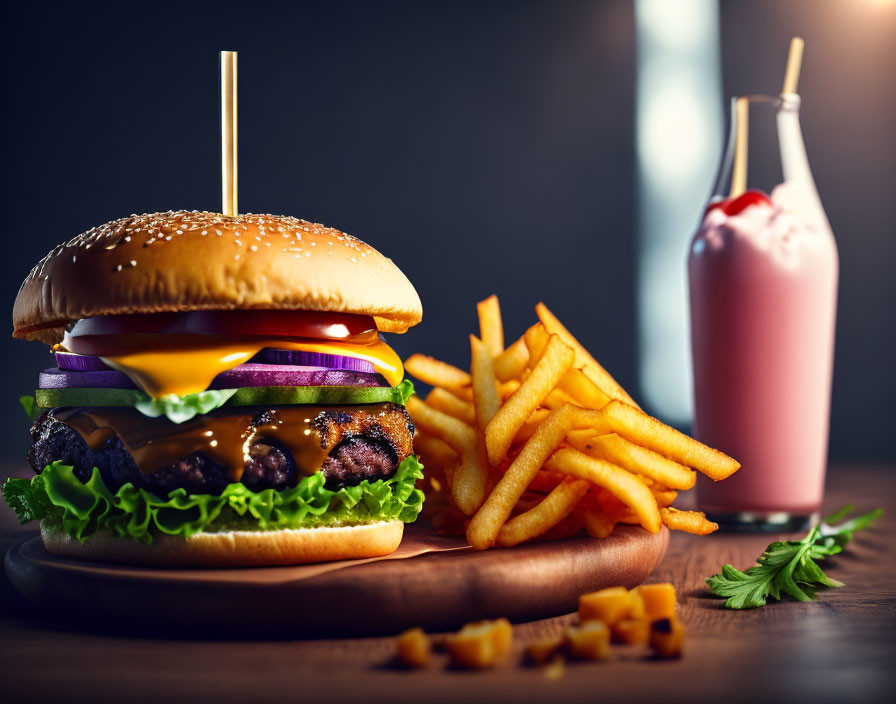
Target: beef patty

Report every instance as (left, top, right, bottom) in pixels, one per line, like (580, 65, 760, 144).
(28, 404, 414, 497)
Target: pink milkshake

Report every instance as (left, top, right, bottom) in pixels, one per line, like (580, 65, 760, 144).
(688, 95, 838, 528)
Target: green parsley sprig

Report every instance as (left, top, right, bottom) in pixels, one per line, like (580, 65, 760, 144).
(705, 505, 882, 609)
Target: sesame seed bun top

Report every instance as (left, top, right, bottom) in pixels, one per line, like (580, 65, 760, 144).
(13, 211, 422, 344)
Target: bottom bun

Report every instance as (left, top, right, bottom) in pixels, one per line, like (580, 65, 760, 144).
(40, 521, 404, 568)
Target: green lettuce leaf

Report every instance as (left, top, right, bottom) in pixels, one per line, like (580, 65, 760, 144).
(389, 379, 415, 405)
(134, 389, 238, 423)
(2, 456, 424, 544)
(20, 395, 40, 421)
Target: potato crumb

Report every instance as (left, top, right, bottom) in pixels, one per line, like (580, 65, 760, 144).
(395, 627, 430, 668)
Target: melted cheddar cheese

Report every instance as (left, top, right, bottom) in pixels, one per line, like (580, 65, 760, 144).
(61, 334, 404, 398)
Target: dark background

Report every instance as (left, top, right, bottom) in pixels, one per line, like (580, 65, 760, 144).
(0, 0, 893, 463)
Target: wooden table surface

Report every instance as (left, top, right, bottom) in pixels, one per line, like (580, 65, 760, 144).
(1, 463, 893, 704)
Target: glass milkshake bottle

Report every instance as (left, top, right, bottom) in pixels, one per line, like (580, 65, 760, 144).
(688, 90, 838, 530)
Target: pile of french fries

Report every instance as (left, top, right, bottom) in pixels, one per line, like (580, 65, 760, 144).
(406, 296, 740, 550)
(405, 296, 740, 550)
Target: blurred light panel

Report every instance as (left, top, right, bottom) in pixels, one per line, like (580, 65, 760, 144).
(635, 0, 721, 424)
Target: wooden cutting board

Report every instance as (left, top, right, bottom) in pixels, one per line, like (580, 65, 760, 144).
(5, 525, 668, 636)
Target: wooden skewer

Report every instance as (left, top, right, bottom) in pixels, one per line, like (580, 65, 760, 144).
(729, 97, 749, 199)
(782, 37, 804, 96)
(221, 51, 238, 217)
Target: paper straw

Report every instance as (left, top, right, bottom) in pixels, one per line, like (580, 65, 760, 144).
(782, 37, 804, 96)
(729, 97, 749, 199)
(221, 51, 238, 216)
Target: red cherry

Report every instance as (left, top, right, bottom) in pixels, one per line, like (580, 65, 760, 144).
(722, 189, 772, 215)
(704, 198, 728, 216)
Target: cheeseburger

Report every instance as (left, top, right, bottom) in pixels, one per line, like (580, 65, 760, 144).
(2, 211, 424, 566)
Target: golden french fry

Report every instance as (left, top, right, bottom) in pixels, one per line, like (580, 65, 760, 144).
(453, 438, 491, 516)
(541, 387, 579, 410)
(652, 489, 678, 508)
(567, 431, 697, 490)
(498, 379, 520, 401)
(523, 322, 549, 364)
(566, 428, 607, 447)
(567, 406, 614, 435)
(405, 397, 488, 514)
(406, 396, 477, 452)
(545, 448, 662, 533)
(445, 386, 475, 402)
(558, 367, 611, 409)
(468, 405, 577, 549)
(601, 401, 740, 480)
(413, 433, 458, 473)
(512, 408, 551, 445)
(497, 476, 590, 547)
(526, 469, 565, 494)
(494, 336, 529, 382)
(477, 294, 504, 358)
(485, 335, 575, 465)
(426, 387, 476, 426)
(405, 354, 471, 388)
(660, 507, 718, 535)
(470, 334, 501, 431)
(535, 302, 640, 408)
(581, 509, 617, 538)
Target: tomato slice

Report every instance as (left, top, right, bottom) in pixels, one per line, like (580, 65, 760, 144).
(67, 310, 377, 341)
